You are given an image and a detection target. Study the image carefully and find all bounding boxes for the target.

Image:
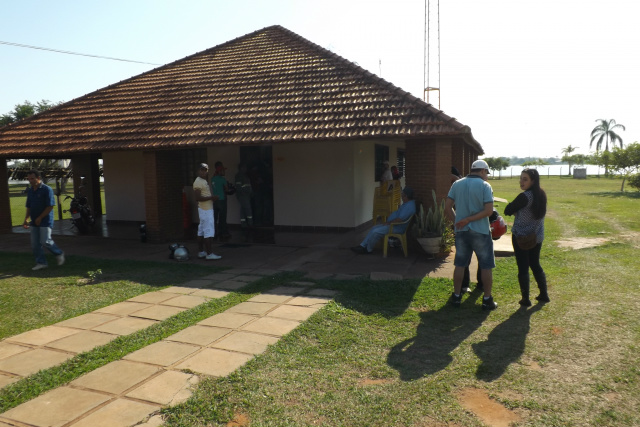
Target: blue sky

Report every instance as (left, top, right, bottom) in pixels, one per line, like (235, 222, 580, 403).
(1, 0, 638, 157)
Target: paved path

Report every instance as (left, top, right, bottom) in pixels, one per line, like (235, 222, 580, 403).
(0, 270, 336, 427)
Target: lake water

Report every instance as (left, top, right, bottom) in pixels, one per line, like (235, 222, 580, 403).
(494, 164, 613, 178)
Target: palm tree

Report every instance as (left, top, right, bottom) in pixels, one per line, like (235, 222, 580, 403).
(590, 119, 625, 152)
(561, 145, 579, 176)
(561, 145, 578, 156)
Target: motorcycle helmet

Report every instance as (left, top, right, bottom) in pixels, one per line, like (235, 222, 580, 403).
(173, 246, 190, 261)
(490, 216, 507, 240)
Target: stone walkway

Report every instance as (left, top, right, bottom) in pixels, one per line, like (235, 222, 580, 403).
(0, 269, 337, 427)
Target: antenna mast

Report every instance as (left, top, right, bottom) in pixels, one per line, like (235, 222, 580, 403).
(423, 0, 440, 109)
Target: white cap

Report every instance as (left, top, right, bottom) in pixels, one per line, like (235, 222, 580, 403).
(471, 160, 490, 171)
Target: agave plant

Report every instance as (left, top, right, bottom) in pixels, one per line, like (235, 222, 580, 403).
(416, 190, 447, 237)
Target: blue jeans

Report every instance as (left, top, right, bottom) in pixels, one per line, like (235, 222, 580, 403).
(30, 226, 63, 265)
(453, 230, 495, 270)
(360, 224, 404, 252)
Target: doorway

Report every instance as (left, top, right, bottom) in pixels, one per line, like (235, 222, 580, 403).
(239, 146, 274, 227)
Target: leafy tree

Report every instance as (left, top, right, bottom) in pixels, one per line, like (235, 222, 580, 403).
(483, 157, 510, 176)
(560, 145, 579, 175)
(628, 174, 640, 191)
(593, 143, 640, 191)
(590, 119, 625, 152)
(0, 100, 59, 126)
(521, 158, 548, 167)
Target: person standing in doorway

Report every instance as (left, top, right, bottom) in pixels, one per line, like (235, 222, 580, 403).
(211, 161, 231, 241)
(444, 160, 497, 310)
(504, 168, 549, 306)
(193, 163, 221, 260)
(23, 169, 65, 271)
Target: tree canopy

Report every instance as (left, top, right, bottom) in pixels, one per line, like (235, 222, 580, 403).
(0, 100, 59, 127)
(483, 157, 510, 173)
(590, 119, 625, 152)
(593, 142, 640, 191)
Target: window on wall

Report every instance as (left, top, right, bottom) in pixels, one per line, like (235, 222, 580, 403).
(375, 144, 389, 181)
(396, 149, 405, 178)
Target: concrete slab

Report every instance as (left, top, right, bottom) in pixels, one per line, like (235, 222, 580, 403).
(46, 330, 117, 353)
(137, 414, 164, 427)
(247, 268, 281, 276)
(5, 325, 80, 346)
(128, 291, 181, 304)
(289, 281, 317, 286)
(333, 273, 364, 280)
(304, 272, 334, 280)
(166, 325, 231, 346)
(265, 286, 305, 295)
(56, 312, 119, 330)
(1, 386, 110, 427)
(247, 293, 293, 304)
(306, 288, 339, 297)
(126, 370, 198, 405)
(180, 278, 217, 288)
(95, 301, 152, 316)
(92, 317, 157, 336)
(130, 304, 186, 321)
(190, 288, 231, 299)
(227, 301, 277, 315)
(71, 360, 160, 394)
(124, 341, 200, 367)
(232, 275, 263, 283)
(211, 331, 279, 355)
(370, 271, 403, 281)
(267, 305, 320, 322)
(0, 342, 31, 360)
(198, 312, 256, 329)
(240, 317, 300, 337)
(0, 348, 73, 376)
(161, 294, 209, 308)
(174, 348, 253, 377)
(214, 280, 248, 290)
(0, 373, 19, 388)
(159, 286, 199, 294)
(199, 272, 239, 281)
(286, 295, 332, 306)
(68, 398, 160, 427)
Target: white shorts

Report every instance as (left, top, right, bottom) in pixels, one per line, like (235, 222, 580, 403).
(197, 207, 215, 238)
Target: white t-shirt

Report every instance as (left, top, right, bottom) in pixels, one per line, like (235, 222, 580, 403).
(193, 177, 213, 210)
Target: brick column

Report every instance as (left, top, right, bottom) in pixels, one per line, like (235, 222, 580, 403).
(0, 159, 12, 233)
(143, 151, 184, 243)
(70, 154, 102, 216)
(405, 138, 452, 210)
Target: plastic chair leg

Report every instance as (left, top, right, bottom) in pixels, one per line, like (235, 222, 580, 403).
(383, 236, 389, 258)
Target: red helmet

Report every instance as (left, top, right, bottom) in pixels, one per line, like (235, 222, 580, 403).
(490, 216, 507, 240)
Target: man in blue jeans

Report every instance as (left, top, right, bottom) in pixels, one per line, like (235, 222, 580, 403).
(444, 160, 497, 310)
(23, 169, 65, 271)
(352, 187, 416, 254)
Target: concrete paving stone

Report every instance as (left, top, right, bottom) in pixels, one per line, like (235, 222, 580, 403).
(240, 317, 300, 337)
(232, 275, 263, 283)
(267, 305, 320, 322)
(174, 348, 253, 377)
(0, 342, 31, 360)
(137, 414, 164, 427)
(214, 280, 248, 290)
(198, 312, 256, 329)
(265, 286, 306, 295)
(68, 398, 160, 427)
(1, 386, 110, 427)
(303, 272, 334, 280)
(128, 291, 182, 304)
(211, 331, 279, 355)
(370, 271, 403, 281)
(124, 341, 200, 367)
(247, 293, 293, 304)
(71, 360, 160, 394)
(287, 295, 332, 306)
(46, 330, 117, 353)
(306, 288, 339, 297)
(95, 301, 152, 316)
(180, 278, 217, 288)
(199, 272, 238, 281)
(166, 325, 231, 346)
(126, 370, 198, 405)
(333, 273, 364, 280)
(92, 317, 157, 336)
(0, 348, 74, 377)
(0, 373, 19, 388)
(130, 304, 187, 321)
(55, 312, 120, 330)
(159, 286, 198, 295)
(191, 288, 230, 299)
(227, 301, 277, 315)
(0, 420, 14, 426)
(5, 325, 80, 346)
(248, 268, 281, 276)
(289, 281, 317, 286)
(160, 294, 209, 308)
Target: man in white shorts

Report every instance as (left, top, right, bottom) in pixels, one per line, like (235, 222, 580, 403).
(193, 163, 222, 260)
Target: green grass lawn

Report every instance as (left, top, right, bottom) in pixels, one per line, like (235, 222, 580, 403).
(2, 176, 639, 426)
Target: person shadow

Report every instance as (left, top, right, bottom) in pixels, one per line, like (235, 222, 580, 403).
(473, 303, 543, 382)
(387, 290, 490, 380)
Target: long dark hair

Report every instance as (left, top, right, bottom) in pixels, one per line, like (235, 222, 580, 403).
(523, 169, 547, 219)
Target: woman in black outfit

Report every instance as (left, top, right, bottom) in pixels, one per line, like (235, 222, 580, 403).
(504, 169, 550, 306)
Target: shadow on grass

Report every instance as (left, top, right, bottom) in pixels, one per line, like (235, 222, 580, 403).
(473, 303, 543, 381)
(587, 191, 640, 199)
(387, 290, 489, 380)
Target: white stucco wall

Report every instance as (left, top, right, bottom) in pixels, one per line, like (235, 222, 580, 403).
(102, 151, 145, 221)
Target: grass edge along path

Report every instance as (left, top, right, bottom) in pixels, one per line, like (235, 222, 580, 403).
(0, 271, 304, 413)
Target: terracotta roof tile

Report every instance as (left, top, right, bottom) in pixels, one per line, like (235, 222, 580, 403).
(0, 25, 481, 157)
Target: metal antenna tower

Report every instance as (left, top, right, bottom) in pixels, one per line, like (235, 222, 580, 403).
(423, 0, 440, 109)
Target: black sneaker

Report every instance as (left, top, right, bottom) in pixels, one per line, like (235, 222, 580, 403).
(536, 294, 550, 303)
(482, 296, 498, 311)
(519, 299, 532, 307)
(351, 245, 368, 255)
(450, 292, 462, 307)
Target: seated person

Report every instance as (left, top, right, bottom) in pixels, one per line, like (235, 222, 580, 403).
(352, 187, 416, 254)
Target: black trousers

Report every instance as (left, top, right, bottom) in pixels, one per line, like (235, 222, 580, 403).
(512, 234, 547, 299)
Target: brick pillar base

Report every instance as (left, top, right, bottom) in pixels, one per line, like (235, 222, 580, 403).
(405, 138, 452, 210)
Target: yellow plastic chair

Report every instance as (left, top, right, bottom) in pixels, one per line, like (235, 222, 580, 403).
(382, 215, 414, 258)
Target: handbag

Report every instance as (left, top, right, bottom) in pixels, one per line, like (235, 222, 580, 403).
(516, 233, 537, 250)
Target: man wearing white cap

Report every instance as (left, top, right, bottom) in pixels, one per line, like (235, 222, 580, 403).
(444, 159, 497, 310)
(193, 163, 222, 260)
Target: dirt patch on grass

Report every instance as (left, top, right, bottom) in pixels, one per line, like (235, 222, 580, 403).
(555, 237, 609, 249)
(358, 378, 395, 386)
(457, 388, 521, 427)
(227, 411, 250, 427)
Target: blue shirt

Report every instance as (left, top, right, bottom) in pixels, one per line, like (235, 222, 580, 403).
(26, 183, 56, 227)
(447, 175, 493, 234)
(387, 199, 416, 232)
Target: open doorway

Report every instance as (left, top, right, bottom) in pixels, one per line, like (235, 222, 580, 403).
(239, 146, 274, 227)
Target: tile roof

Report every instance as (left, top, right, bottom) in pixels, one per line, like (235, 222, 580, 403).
(0, 25, 481, 157)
